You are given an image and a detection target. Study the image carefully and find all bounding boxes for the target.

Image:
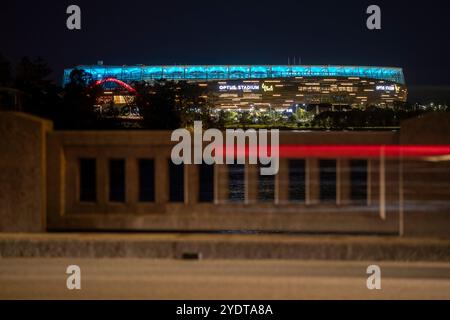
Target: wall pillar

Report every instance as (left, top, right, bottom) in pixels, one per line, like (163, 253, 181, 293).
(126, 157, 139, 206)
(0, 112, 52, 232)
(379, 148, 386, 220)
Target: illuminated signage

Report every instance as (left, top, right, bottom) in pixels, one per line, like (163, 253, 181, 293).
(219, 84, 260, 91)
(376, 85, 395, 91)
(262, 83, 274, 92)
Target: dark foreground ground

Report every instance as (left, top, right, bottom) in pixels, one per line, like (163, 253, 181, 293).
(0, 259, 449, 299)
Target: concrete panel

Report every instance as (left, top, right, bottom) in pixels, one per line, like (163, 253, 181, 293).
(0, 112, 52, 232)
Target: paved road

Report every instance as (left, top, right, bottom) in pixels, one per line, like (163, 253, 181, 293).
(0, 259, 449, 299)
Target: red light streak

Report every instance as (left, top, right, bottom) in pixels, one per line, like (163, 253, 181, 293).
(213, 145, 450, 159)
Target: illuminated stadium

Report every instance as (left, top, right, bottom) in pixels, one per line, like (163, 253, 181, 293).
(63, 65, 407, 110)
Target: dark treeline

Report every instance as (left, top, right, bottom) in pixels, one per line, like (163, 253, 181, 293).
(310, 107, 427, 129)
(0, 53, 96, 129)
(0, 53, 219, 130)
(132, 80, 217, 130)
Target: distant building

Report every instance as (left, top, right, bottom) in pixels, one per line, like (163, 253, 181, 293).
(64, 65, 408, 110)
(0, 87, 24, 111)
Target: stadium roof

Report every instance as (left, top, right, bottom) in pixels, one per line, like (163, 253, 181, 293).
(63, 65, 405, 86)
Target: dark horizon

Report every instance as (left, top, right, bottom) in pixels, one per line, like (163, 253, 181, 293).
(2, 0, 450, 103)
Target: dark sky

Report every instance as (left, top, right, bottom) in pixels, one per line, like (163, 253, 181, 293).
(2, 0, 450, 102)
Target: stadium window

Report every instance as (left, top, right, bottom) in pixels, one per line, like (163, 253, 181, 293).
(169, 161, 184, 202)
(228, 164, 245, 202)
(79, 158, 96, 202)
(199, 163, 214, 203)
(319, 159, 337, 203)
(139, 159, 155, 202)
(258, 164, 275, 202)
(350, 160, 368, 203)
(109, 159, 126, 202)
(289, 159, 306, 202)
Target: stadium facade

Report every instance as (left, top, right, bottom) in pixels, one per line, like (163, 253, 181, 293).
(63, 65, 407, 110)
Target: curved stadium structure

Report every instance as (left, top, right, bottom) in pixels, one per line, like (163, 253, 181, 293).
(63, 65, 407, 110)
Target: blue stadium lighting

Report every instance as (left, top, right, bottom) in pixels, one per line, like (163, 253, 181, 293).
(63, 65, 405, 86)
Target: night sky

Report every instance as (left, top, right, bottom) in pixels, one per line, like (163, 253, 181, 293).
(2, 0, 450, 102)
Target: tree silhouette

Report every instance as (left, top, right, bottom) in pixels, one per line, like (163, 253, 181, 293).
(0, 53, 12, 86)
(61, 69, 101, 129)
(13, 56, 62, 118)
(135, 80, 215, 130)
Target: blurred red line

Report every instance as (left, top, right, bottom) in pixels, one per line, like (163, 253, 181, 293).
(280, 145, 450, 158)
(215, 145, 450, 158)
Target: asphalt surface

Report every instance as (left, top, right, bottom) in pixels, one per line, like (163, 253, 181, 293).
(0, 258, 449, 299)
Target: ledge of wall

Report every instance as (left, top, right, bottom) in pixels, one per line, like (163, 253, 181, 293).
(400, 112, 450, 144)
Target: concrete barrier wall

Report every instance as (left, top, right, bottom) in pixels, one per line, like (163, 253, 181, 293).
(400, 113, 450, 238)
(0, 112, 52, 232)
(45, 129, 400, 234)
(0, 111, 449, 237)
